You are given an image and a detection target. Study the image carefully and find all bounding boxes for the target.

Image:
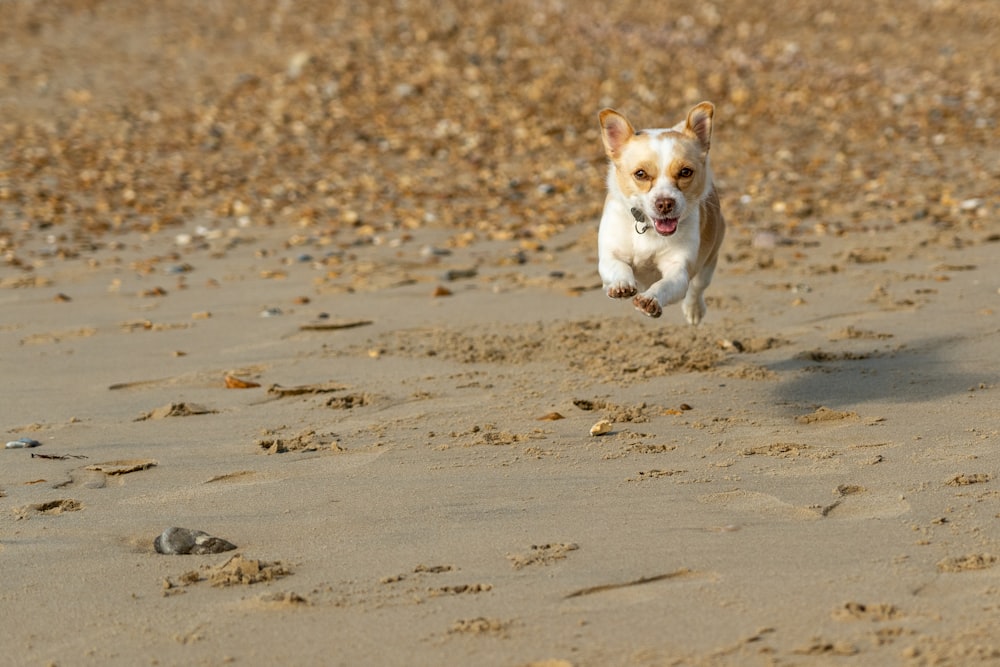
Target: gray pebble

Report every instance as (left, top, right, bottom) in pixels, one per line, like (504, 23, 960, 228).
(420, 245, 451, 258)
(153, 527, 237, 555)
(6, 437, 41, 449)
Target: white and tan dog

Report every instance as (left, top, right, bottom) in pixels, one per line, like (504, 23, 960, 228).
(597, 102, 725, 324)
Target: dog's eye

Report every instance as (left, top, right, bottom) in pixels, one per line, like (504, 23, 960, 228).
(633, 169, 648, 181)
(678, 167, 694, 178)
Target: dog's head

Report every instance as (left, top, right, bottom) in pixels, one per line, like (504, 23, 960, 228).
(599, 102, 714, 236)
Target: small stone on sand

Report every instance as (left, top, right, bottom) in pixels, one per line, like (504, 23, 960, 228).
(154, 527, 237, 555)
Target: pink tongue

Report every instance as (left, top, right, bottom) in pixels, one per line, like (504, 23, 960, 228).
(654, 218, 678, 235)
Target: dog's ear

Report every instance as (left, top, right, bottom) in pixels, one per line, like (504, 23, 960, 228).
(684, 102, 714, 150)
(599, 109, 635, 159)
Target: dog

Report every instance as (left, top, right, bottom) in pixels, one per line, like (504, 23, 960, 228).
(597, 102, 725, 324)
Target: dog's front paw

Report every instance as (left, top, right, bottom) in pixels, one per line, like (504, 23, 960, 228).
(607, 282, 638, 299)
(633, 294, 662, 318)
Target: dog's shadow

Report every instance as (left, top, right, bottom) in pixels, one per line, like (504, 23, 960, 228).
(764, 332, 996, 409)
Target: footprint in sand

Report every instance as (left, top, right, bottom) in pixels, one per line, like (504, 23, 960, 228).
(52, 459, 157, 489)
(832, 601, 902, 621)
(699, 489, 821, 521)
(15, 498, 83, 518)
(699, 487, 910, 521)
(506, 543, 580, 569)
(52, 468, 107, 489)
(821, 490, 911, 520)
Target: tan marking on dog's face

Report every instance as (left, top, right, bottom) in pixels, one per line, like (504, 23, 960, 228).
(612, 131, 709, 200)
(614, 137, 659, 195)
(667, 138, 709, 199)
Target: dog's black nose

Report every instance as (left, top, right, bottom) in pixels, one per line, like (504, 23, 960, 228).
(654, 197, 676, 216)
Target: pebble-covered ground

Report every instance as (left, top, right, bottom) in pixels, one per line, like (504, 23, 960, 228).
(1, 0, 996, 261)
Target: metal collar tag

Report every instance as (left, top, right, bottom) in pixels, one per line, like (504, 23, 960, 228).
(630, 207, 649, 234)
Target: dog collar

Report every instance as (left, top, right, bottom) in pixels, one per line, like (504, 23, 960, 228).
(630, 207, 649, 234)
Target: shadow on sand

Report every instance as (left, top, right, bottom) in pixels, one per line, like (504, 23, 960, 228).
(764, 332, 996, 409)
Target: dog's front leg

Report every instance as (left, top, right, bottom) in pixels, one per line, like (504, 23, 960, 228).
(633, 265, 690, 318)
(599, 256, 638, 299)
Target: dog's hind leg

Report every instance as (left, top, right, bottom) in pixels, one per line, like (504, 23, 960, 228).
(682, 257, 717, 325)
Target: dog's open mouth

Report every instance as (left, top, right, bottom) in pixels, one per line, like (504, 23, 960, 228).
(653, 217, 679, 236)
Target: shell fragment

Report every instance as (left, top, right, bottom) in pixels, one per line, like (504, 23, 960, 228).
(589, 419, 613, 436)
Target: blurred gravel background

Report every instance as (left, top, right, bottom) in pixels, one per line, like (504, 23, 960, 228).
(1, 0, 996, 253)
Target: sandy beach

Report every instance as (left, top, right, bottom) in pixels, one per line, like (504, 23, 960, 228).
(2, 1, 999, 665)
